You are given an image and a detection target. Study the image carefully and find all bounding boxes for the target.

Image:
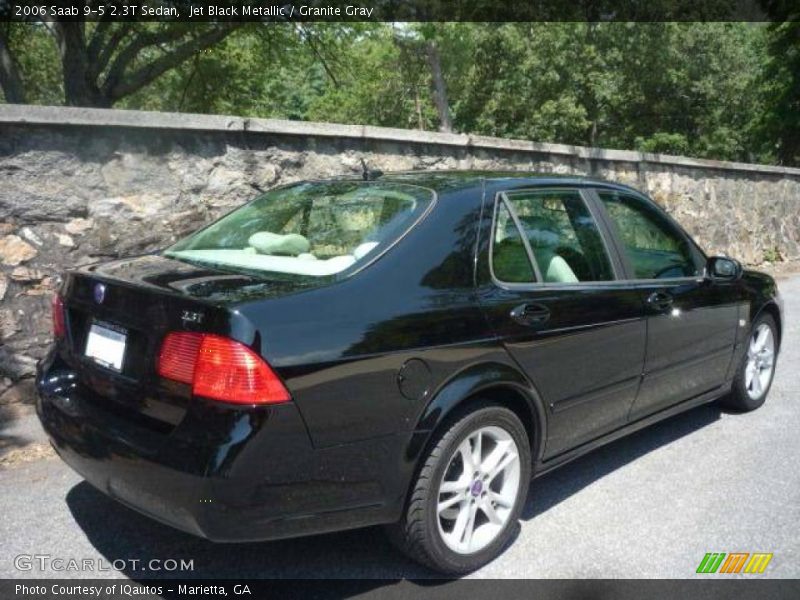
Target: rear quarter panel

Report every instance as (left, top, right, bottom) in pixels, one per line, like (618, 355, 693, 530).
(236, 186, 495, 448)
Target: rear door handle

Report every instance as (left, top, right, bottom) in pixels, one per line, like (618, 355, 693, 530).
(646, 291, 674, 312)
(510, 303, 550, 326)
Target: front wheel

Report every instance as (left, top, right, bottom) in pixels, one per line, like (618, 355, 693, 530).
(723, 313, 778, 412)
(388, 403, 531, 574)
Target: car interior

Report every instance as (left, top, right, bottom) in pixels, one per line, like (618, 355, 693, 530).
(167, 189, 420, 277)
(492, 192, 613, 284)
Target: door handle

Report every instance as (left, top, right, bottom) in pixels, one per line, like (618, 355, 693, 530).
(646, 291, 674, 312)
(510, 303, 550, 326)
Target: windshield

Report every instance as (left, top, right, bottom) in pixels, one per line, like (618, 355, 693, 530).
(165, 181, 433, 277)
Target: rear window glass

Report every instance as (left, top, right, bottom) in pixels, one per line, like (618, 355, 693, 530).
(166, 181, 433, 277)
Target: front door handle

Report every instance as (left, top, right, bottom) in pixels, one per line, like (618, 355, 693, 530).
(510, 303, 550, 326)
(646, 291, 674, 312)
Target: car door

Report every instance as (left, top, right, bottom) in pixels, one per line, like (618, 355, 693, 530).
(593, 189, 740, 420)
(476, 186, 647, 458)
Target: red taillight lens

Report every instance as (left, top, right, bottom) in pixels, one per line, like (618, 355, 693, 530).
(156, 332, 290, 405)
(51, 294, 66, 338)
(157, 332, 203, 384)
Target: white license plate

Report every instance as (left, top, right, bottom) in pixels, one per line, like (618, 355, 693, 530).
(85, 323, 127, 371)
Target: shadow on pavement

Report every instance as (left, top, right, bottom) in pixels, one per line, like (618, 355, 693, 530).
(523, 402, 722, 520)
(66, 402, 722, 580)
(66, 482, 430, 580)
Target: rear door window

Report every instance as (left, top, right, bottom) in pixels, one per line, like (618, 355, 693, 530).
(492, 189, 614, 284)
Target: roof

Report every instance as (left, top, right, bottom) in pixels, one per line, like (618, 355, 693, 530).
(361, 170, 645, 196)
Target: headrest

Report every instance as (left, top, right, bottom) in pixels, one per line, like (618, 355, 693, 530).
(248, 232, 310, 256)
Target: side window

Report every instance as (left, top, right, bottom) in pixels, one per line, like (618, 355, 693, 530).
(597, 191, 698, 279)
(502, 190, 614, 283)
(492, 200, 536, 283)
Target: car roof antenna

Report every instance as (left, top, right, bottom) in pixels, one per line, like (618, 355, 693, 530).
(360, 158, 383, 181)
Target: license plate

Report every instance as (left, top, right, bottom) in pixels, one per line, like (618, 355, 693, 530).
(84, 323, 127, 371)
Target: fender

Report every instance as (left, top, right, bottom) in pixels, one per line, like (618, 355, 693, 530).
(721, 271, 783, 383)
(751, 300, 783, 343)
(742, 269, 783, 346)
(405, 360, 548, 466)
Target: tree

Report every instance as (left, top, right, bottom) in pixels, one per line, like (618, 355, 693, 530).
(307, 25, 440, 130)
(0, 19, 241, 107)
(446, 23, 766, 161)
(0, 24, 26, 103)
(0, 19, 360, 119)
(121, 23, 352, 119)
(57, 21, 241, 107)
(760, 20, 800, 165)
(423, 40, 453, 132)
(390, 24, 456, 132)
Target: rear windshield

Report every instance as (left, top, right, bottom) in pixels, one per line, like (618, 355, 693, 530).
(165, 181, 433, 277)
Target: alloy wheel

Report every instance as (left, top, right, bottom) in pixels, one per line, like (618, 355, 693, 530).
(436, 425, 521, 554)
(745, 323, 776, 400)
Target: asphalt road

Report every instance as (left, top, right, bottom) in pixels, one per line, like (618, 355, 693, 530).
(1, 276, 798, 581)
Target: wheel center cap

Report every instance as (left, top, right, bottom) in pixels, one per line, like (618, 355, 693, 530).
(470, 479, 483, 497)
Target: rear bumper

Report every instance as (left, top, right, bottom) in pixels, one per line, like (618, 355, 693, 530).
(36, 349, 406, 542)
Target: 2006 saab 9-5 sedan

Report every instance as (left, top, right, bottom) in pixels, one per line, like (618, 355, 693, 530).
(37, 171, 782, 574)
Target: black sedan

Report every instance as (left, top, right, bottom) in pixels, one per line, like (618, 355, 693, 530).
(37, 171, 783, 574)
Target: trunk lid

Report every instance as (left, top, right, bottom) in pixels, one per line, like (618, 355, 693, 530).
(58, 254, 303, 430)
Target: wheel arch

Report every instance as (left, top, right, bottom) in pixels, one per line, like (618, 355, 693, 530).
(754, 300, 783, 349)
(406, 361, 547, 469)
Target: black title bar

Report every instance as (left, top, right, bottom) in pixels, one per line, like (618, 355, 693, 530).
(0, 0, 793, 22)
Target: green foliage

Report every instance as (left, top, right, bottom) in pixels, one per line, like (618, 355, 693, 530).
(1, 23, 62, 105)
(636, 133, 692, 156)
(306, 25, 439, 129)
(759, 21, 800, 165)
(763, 246, 783, 263)
(119, 24, 333, 119)
(449, 23, 766, 160)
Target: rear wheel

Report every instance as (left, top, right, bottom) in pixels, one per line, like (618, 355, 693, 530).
(388, 403, 531, 574)
(723, 313, 778, 411)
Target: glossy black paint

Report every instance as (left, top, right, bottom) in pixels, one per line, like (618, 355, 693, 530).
(37, 171, 783, 543)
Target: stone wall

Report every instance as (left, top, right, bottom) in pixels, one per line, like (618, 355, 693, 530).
(1, 104, 799, 396)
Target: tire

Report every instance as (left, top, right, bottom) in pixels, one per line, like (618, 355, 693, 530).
(722, 313, 778, 412)
(388, 402, 531, 574)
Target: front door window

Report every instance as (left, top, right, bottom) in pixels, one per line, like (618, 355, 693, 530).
(597, 191, 698, 279)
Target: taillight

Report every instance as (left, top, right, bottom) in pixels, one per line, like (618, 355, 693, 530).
(157, 332, 202, 384)
(51, 294, 66, 339)
(157, 332, 290, 405)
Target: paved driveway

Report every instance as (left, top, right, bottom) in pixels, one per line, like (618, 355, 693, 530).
(2, 276, 798, 580)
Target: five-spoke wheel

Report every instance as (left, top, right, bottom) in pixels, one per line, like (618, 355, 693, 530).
(388, 402, 531, 574)
(745, 322, 776, 400)
(437, 426, 521, 554)
(724, 313, 778, 411)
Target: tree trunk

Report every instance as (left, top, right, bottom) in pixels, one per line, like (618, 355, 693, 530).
(0, 28, 26, 103)
(425, 41, 453, 133)
(414, 87, 425, 130)
(53, 22, 108, 106)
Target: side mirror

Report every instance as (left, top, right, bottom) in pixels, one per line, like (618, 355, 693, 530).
(707, 256, 742, 281)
